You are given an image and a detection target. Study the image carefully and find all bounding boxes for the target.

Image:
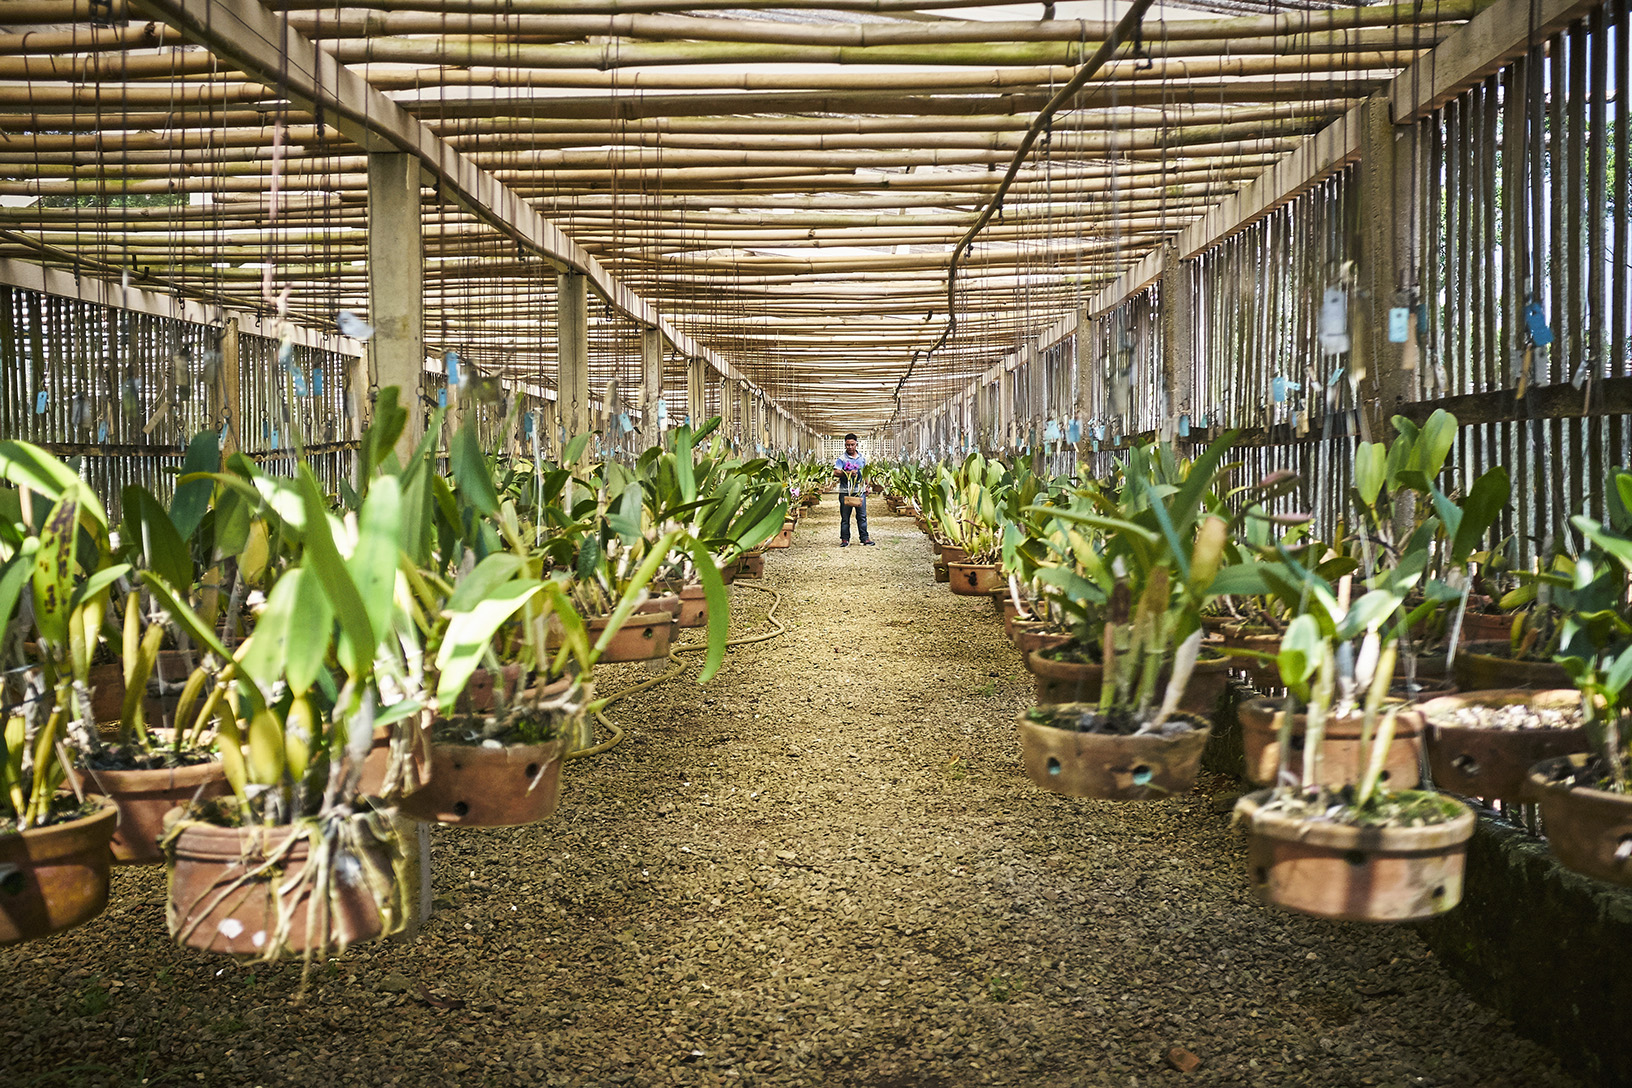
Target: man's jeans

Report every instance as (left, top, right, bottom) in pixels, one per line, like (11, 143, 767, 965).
(840, 494, 868, 542)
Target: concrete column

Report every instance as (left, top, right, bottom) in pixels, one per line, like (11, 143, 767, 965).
(992, 368, 1005, 450)
(367, 153, 424, 463)
(718, 377, 735, 438)
(556, 271, 590, 440)
(216, 318, 242, 457)
(686, 357, 707, 426)
(1160, 242, 1194, 441)
(1356, 91, 1416, 441)
(640, 326, 665, 445)
(736, 381, 752, 445)
(1027, 344, 1046, 448)
(1074, 309, 1094, 468)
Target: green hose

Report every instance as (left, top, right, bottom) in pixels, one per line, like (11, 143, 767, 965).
(564, 580, 785, 760)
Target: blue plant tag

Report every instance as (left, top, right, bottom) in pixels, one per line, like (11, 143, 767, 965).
(1524, 302, 1554, 347)
(1066, 420, 1081, 444)
(444, 351, 461, 386)
(522, 411, 534, 436)
(1272, 376, 1287, 403)
(1178, 413, 1191, 437)
(618, 412, 632, 433)
(291, 370, 309, 397)
(438, 388, 447, 408)
(312, 368, 324, 397)
(34, 390, 46, 414)
(1195, 412, 1208, 428)
(98, 420, 108, 442)
(270, 426, 278, 447)
(1388, 307, 1411, 343)
(1043, 419, 1062, 442)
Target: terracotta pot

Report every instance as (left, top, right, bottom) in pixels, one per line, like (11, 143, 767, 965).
(938, 543, 969, 565)
(1219, 625, 1285, 690)
(0, 799, 118, 946)
(1529, 755, 1632, 886)
(80, 759, 229, 865)
(399, 738, 568, 828)
(1012, 621, 1073, 656)
(742, 553, 764, 578)
(166, 818, 391, 954)
(1235, 789, 1474, 921)
(947, 562, 1003, 597)
(1025, 648, 1229, 716)
(765, 520, 795, 550)
(1420, 689, 1589, 802)
(932, 561, 949, 584)
(1454, 640, 1571, 691)
(358, 719, 434, 801)
(1000, 599, 1024, 637)
(1016, 707, 1211, 800)
(1238, 697, 1424, 790)
(1458, 611, 1513, 644)
(589, 611, 675, 663)
(676, 583, 708, 629)
(457, 664, 526, 714)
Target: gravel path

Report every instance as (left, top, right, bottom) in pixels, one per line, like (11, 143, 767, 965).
(1, 501, 1583, 1088)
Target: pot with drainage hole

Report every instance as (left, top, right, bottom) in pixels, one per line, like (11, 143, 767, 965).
(1015, 704, 1211, 801)
(398, 676, 582, 828)
(1527, 755, 1632, 887)
(1234, 788, 1475, 921)
(1238, 696, 1424, 791)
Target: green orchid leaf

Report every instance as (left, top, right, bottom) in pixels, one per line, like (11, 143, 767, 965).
(1354, 440, 1386, 507)
(124, 485, 192, 594)
(170, 430, 220, 542)
(436, 580, 545, 712)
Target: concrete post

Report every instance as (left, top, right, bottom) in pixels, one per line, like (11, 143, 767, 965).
(686, 357, 707, 427)
(998, 368, 1015, 450)
(1356, 91, 1416, 441)
(640, 325, 665, 446)
(1160, 242, 1194, 441)
(367, 153, 424, 463)
(556, 271, 590, 440)
(1027, 343, 1046, 449)
(216, 318, 242, 457)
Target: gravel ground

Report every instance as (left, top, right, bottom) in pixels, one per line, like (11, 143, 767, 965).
(1, 502, 1584, 1088)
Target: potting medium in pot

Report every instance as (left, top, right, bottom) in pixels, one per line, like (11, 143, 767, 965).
(1238, 697, 1424, 790)
(0, 799, 119, 945)
(1235, 789, 1475, 922)
(1016, 704, 1211, 801)
(1419, 689, 1588, 802)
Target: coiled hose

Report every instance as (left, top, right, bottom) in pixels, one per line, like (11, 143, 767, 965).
(564, 580, 786, 760)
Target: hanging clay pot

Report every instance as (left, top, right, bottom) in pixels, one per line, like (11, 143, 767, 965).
(589, 611, 675, 663)
(947, 562, 1003, 597)
(676, 583, 708, 629)
(1453, 640, 1571, 692)
(1016, 705, 1211, 800)
(399, 737, 569, 828)
(166, 818, 393, 954)
(0, 799, 119, 946)
(1235, 789, 1474, 921)
(80, 758, 229, 865)
(1528, 755, 1632, 887)
(1419, 688, 1589, 802)
(1237, 697, 1424, 790)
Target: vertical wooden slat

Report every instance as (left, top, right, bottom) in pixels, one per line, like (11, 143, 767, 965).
(1565, 20, 1587, 384)
(1548, 29, 1568, 388)
(1586, 5, 1608, 382)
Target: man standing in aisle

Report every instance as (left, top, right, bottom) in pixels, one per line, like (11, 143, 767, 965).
(834, 432, 875, 546)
